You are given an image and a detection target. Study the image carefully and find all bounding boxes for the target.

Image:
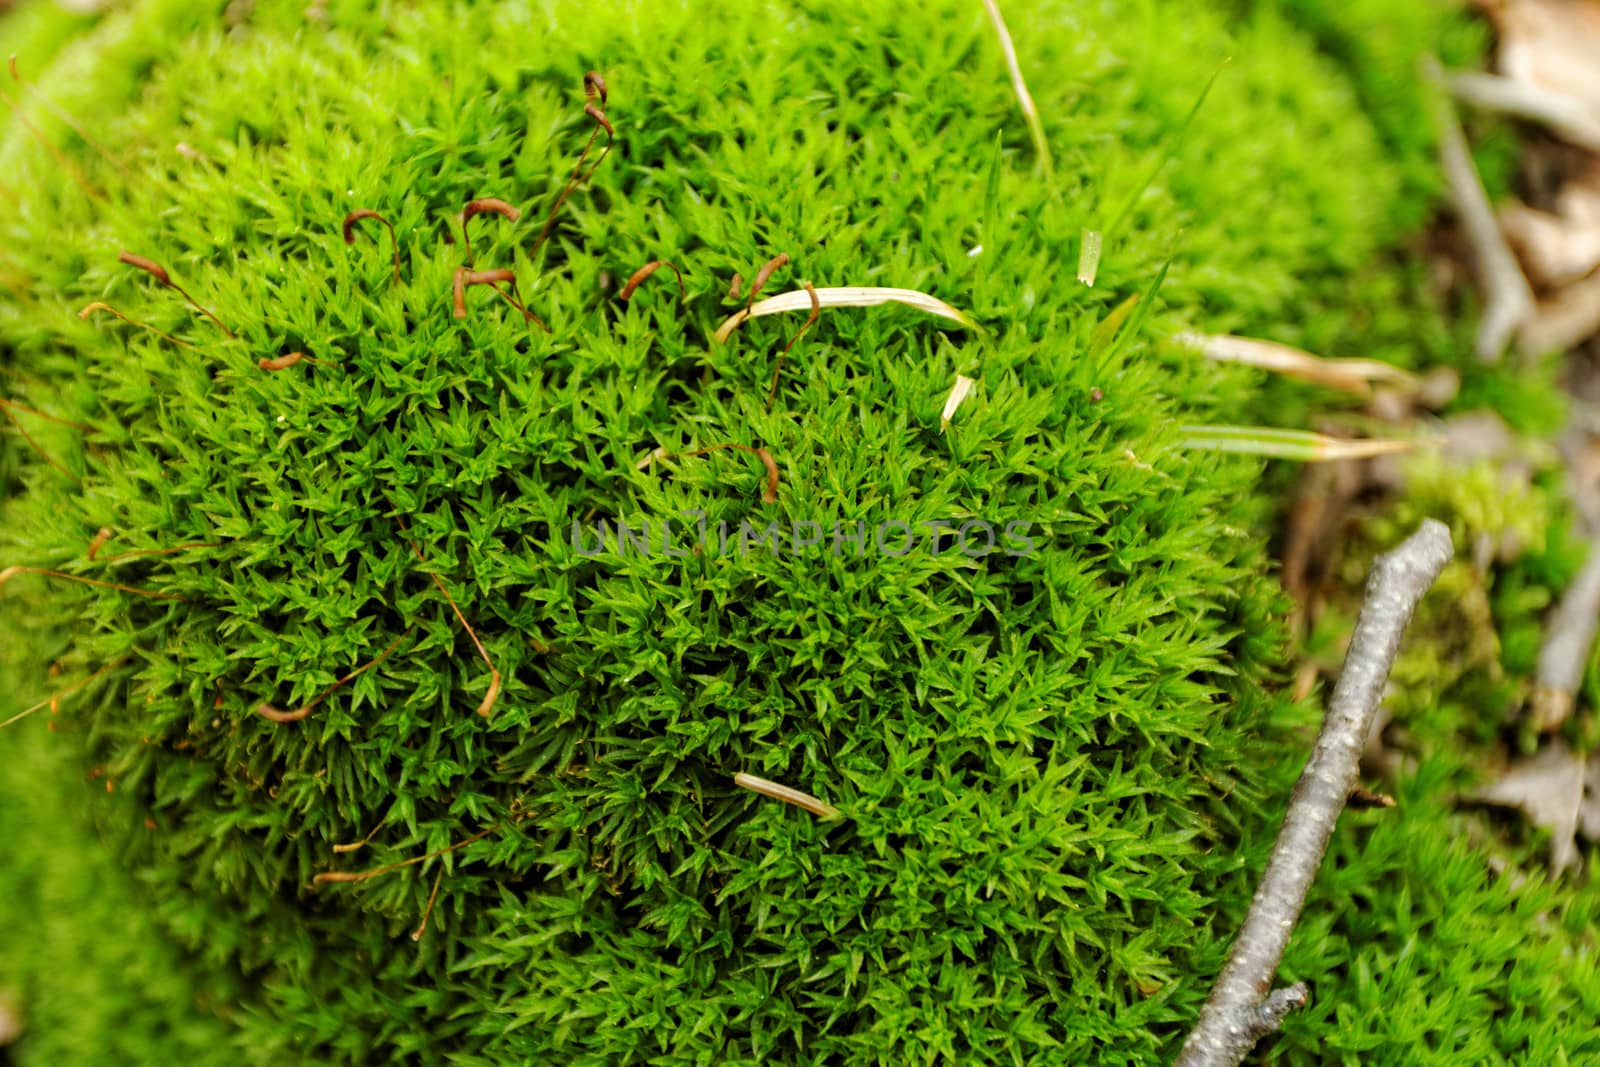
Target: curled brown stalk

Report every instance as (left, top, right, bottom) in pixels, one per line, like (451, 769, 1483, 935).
(332, 821, 384, 854)
(747, 252, 789, 314)
(407, 539, 502, 718)
(257, 352, 331, 372)
(532, 73, 615, 255)
(79, 301, 197, 350)
(452, 267, 549, 330)
(86, 527, 115, 560)
(313, 826, 494, 887)
(412, 867, 445, 941)
(660, 442, 781, 505)
(95, 541, 220, 564)
(253, 631, 411, 724)
(8, 55, 125, 173)
(1, 657, 129, 730)
(460, 198, 521, 266)
(342, 209, 401, 286)
(618, 260, 686, 304)
(0, 565, 181, 601)
(118, 251, 235, 339)
(766, 280, 819, 411)
(0, 81, 100, 200)
(726, 273, 743, 301)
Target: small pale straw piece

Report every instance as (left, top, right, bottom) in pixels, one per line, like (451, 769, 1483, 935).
(1077, 229, 1103, 286)
(733, 772, 839, 819)
(940, 375, 977, 432)
(715, 286, 974, 343)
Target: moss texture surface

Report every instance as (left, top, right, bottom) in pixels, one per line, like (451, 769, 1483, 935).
(0, 0, 1595, 1063)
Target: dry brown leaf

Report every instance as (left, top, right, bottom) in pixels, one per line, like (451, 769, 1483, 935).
(1173, 332, 1419, 397)
(1490, 0, 1600, 122)
(1474, 738, 1586, 872)
(714, 286, 974, 343)
(1520, 267, 1600, 354)
(1501, 165, 1600, 285)
(940, 374, 977, 432)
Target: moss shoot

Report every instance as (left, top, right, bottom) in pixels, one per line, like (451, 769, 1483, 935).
(0, 0, 1595, 1064)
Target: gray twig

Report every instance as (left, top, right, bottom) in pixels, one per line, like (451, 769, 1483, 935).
(1176, 520, 1453, 1067)
(1424, 58, 1534, 363)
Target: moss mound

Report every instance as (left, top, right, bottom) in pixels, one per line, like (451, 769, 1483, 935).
(2, 0, 1587, 1063)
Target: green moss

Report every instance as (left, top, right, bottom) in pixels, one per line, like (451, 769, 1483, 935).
(0, 0, 1595, 1063)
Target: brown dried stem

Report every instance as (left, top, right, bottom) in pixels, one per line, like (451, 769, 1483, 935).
(766, 280, 819, 410)
(313, 827, 494, 887)
(95, 541, 220, 564)
(407, 539, 502, 718)
(747, 253, 789, 314)
(258, 352, 331, 372)
(618, 260, 686, 304)
(671, 443, 781, 505)
(342, 209, 401, 286)
(8, 55, 125, 172)
(118, 252, 235, 339)
(79, 301, 198, 350)
(0, 82, 101, 200)
(452, 267, 549, 330)
(0, 565, 181, 600)
(532, 81, 614, 255)
(411, 867, 446, 941)
(253, 631, 410, 724)
(1, 657, 129, 730)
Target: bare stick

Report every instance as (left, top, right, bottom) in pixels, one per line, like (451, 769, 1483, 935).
(980, 0, 1053, 178)
(1176, 519, 1452, 1067)
(1424, 59, 1531, 363)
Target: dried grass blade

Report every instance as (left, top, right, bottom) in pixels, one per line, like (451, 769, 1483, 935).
(1173, 332, 1419, 397)
(715, 286, 974, 343)
(1178, 425, 1419, 462)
